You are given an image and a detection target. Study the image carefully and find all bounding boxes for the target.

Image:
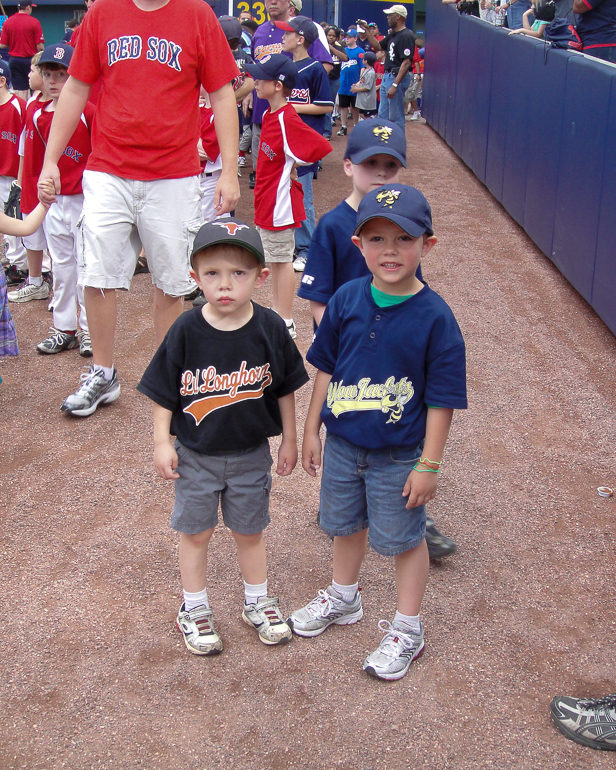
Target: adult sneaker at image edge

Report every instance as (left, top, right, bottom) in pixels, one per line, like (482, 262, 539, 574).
(36, 328, 78, 355)
(61, 367, 121, 417)
(242, 596, 292, 645)
(288, 586, 363, 637)
(7, 280, 50, 303)
(550, 694, 616, 750)
(176, 603, 223, 655)
(293, 254, 307, 272)
(425, 518, 456, 559)
(363, 620, 425, 681)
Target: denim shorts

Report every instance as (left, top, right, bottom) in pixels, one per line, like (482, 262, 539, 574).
(319, 433, 426, 556)
(171, 440, 272, 535)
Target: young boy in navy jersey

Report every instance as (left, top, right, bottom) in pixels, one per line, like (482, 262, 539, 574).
(17, 43, 94, 356)
(289, 185, 467, 681)
(244, 53, 331, 339)
(298, 119, 456, 559)
(138, 218, 308, 655)
(276, 16, 333, 272)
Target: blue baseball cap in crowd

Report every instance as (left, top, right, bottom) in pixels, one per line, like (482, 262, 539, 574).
(244, 53, 297, 89)
(346, 28, 358, 37)
(354, 184, 433, 237)
(0, 60, 11, 86)
(218, 15, 243, 41)
(191, 217, 265, 266)
(364, 51, 377, 65)
(275, 16, 319, 45)
(344, 117, 407, 167)
(39, 43, 73, 68)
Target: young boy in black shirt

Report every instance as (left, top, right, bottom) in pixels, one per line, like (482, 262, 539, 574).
(138, 219, 308, 656)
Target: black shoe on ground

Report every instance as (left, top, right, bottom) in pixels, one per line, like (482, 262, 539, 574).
(550, 694, 616, 751)
(4, 265, 28, 287)
(249, 172, 256, 189)
(425, 518, 456, 559)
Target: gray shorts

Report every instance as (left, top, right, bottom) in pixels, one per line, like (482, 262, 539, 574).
(171, 440, 273, 535)
(257, 226, 295, 263)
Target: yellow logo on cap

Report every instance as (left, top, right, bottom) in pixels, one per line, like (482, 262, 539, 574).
(375, 189, 401, 208)
(373, 126, 393, 142)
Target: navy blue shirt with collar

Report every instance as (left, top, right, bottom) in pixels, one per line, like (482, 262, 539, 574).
(577, 0, 616, 47)
(307, 276, 467, 450)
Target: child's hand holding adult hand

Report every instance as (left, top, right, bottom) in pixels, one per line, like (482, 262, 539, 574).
(403, 468, 438, 509)
(154, 442, 180, 481)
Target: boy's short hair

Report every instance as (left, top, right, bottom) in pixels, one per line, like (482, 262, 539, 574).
(274, 16, 319, 45)
(0, 60, 11, 87)
(38, 43, 73, 69)
(244, 54, 297, 89)
(354, 184, 434, 237)
(191, 218, 265, 267)
(31, 51, 43, 67)
(344, 117, 407, 167)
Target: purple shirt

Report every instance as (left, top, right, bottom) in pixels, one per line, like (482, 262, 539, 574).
(250, 21, 332, 124)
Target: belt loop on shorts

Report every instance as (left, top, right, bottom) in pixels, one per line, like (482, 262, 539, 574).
(205, 172, 213, 177)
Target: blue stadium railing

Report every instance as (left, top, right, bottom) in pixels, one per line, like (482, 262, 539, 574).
(423, 0, 616, 337)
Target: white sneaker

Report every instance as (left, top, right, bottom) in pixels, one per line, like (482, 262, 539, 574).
(7, 280, 50, 303)
(176, 603, 223, 655)
(61, 366, 121, 417)
(242, 596, 292, 645)
(285, 320, 297, 339)
(410, 111, 422, 121)
(293, 254, 307, 272)
(363, 620, 424, 680)
(238, 155, 246, 167)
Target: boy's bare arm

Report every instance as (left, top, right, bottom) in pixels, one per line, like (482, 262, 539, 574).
(38, 76, 92, 204)
(403, 407, 454, 509)
(302, 369, 332, 476)
(209, 81, 241, 215)
(290, 103, 333, 115)
(153, 403, 180, 481)
(276, 392, 298, 477)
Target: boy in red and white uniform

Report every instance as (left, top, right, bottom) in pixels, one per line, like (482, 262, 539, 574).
(37, 0, 241, 418)
(0, 60, 27, 281)
(18, 43, 94, 356)
(244, 54, 331, 339)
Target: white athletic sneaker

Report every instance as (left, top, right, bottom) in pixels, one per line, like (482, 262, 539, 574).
(7, 280, 50, 303)
(363, 620, 424, 681)
(242, 596, 292, 645)
(61, 366, 121, 417)
(176, 603, 223, 655)
(410, 111, 422, 121)
(288, 586, 363, 637)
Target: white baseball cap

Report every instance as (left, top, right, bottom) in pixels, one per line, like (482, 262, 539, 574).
(383, 4, 408, 17)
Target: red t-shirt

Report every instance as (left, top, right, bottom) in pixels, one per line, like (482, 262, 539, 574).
(254, 103, 332, 231)
(67, 0, 240, 181)
(199, 104, 219, 170)
(0, 95, 26, 178)
(374, 60, 384, 102)
(0, 12, 44, 58)
(22, 98, 94, 212)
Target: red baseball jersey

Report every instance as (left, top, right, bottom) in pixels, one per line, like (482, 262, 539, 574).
(20, 94, 51, 214)
(0, 13, 44, 58)
(67, 0, 239, 181)
(21, 99, 94, 212)
(254, 103, 332, 231)
(0, 95, 26, 178)
(199, 104, 220, 170)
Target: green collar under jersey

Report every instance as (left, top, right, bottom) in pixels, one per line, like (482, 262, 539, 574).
(370, 282, 415, 307)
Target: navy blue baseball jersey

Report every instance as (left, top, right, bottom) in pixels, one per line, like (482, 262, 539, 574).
(289, 56, 333, 176)
(307, 277, 467, 450)
(297, 200, 423, 306)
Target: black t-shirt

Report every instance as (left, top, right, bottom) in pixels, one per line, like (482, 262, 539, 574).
(329, 42, 346, 80)
(380, 27, 417, 72)
(137, 304, 309, 454)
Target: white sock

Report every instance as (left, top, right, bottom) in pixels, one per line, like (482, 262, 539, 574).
(28, 276, 43, 287)
(394, 611, 421, 634)
(244, 580, 267, 605)
(332, 580, 358, 603)
(93, 364, 114, 381)
(183, 586, 209, 612)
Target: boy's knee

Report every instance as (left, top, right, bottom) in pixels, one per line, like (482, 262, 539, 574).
(182, 528, 214, 547)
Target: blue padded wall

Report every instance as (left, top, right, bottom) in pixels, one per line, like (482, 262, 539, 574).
(423, 0, 616, 336)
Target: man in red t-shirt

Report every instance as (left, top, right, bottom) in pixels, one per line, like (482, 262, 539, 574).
(38, 0, 241, 418)
(0, 2, 45, 100)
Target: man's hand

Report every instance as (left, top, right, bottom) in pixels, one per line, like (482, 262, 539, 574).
(38, 161, 60, 205)
(213, 170, 240, 214)
(387, 85, 398, 99)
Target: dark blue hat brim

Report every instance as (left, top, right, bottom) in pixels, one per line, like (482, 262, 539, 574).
(354, 212, 432, 238)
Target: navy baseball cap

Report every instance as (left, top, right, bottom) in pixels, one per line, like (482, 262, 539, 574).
(344, 118, 407, 167)
(364, 51, 377, 65)
(0, 60, 11, 86)
(275, 16, 319, 45)
(354, 184, 433, 238)
(191, 218, 265, 266)
(218, 15, 243, 41)
(244, 54, 297, 89)
(39, 43, 73, 68)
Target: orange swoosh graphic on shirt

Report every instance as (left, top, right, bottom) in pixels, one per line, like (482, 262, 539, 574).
(183, 382, 270, 426)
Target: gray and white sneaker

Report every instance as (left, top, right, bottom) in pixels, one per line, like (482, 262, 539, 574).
(288, 586, 363, 638)
(36, 328, 78, 355)
(78, 330, 92, 357)
(8, 280, 50, 303)
(285, 320, 297, 340)
(61, 366, 121, 417)
(176, 603, 223, 655)
(242, 596, 292, 645)
(363, 620, 424, 681)
(550, 693, 616, 750)
(293, 254, 307, 272)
